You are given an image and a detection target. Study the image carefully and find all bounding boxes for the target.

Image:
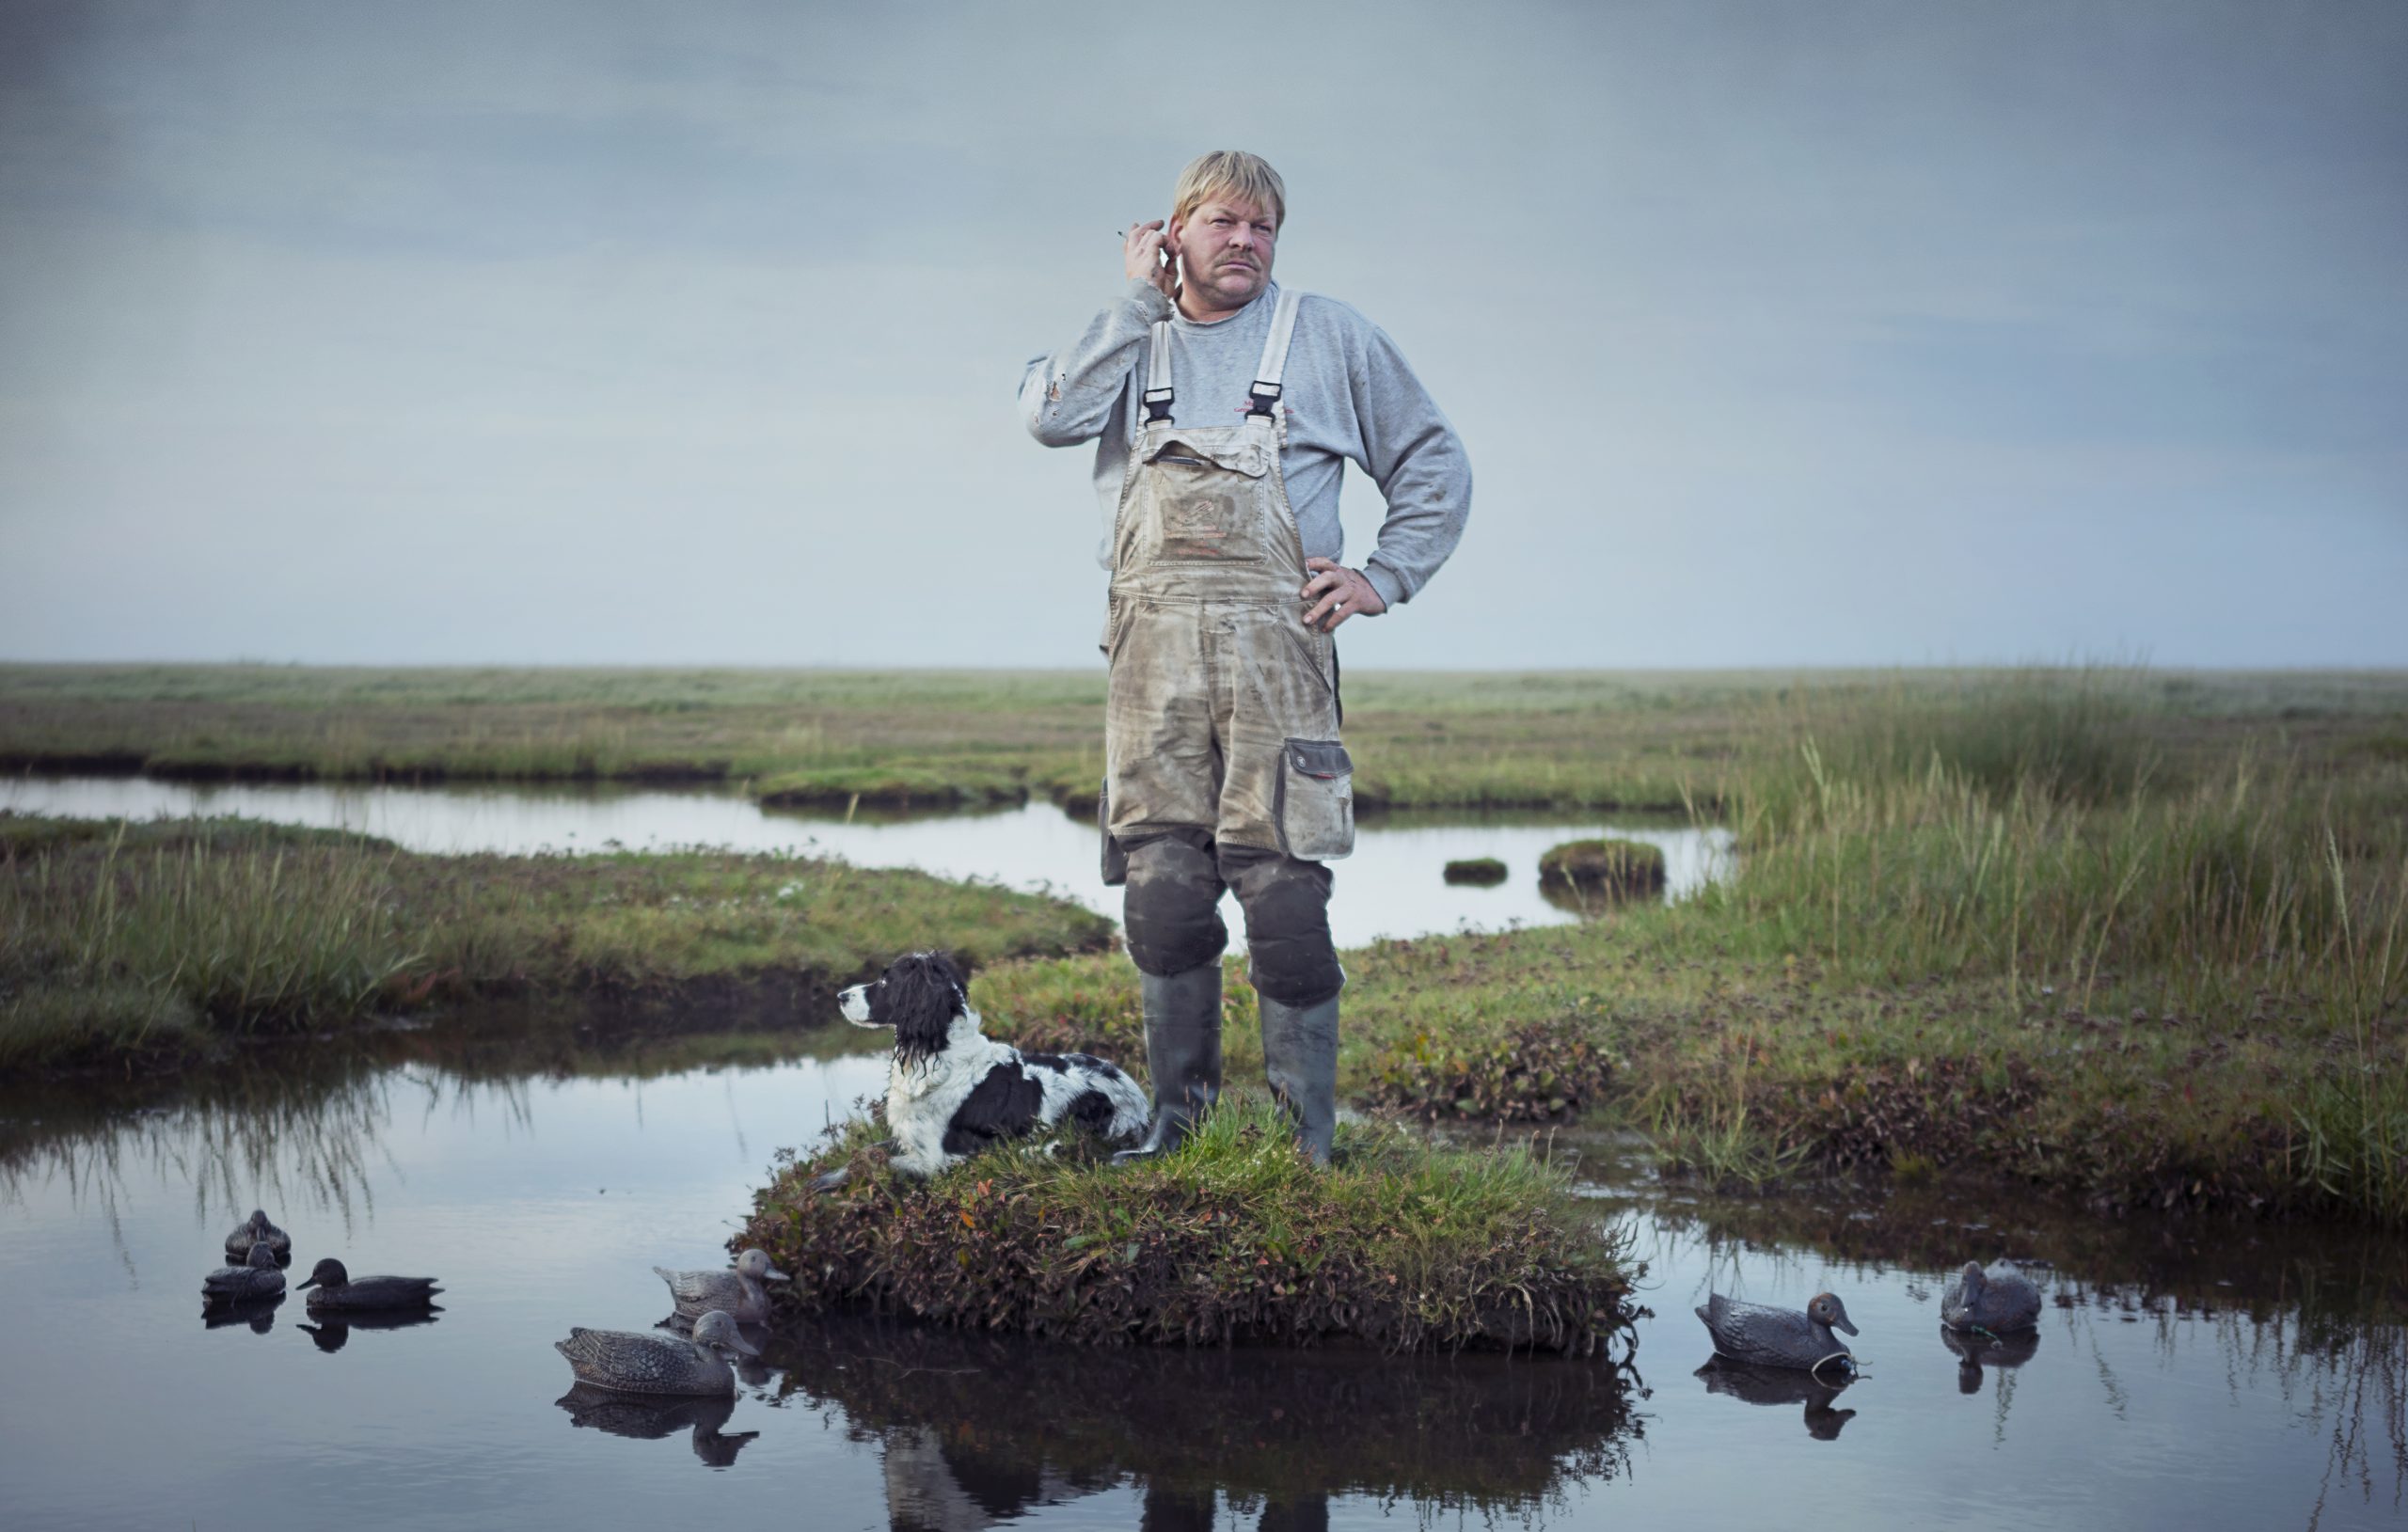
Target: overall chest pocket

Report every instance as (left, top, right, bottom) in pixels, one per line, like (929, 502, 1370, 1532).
(1144, 438, 1275, 562)
(1275, 738, 1355, 861)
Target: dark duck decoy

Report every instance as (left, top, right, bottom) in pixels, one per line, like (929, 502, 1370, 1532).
(1695, 1290, 1860, 1375)
(556, 1309, 760, 1396)
(295, 1257, 442, 1313)
(203, 1240, 288, 1307)
(653, 1248, 790, 1324)
(222, 1209, 291, 1262)
(1941, 1261, 2041, 1334)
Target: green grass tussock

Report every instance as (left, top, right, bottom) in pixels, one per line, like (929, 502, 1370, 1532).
(1538, 839, 1667, 898)
(0, 813, 1111, 1073)
(1442, 856, 1509, 885)
(743, 1099, 1639, 1352)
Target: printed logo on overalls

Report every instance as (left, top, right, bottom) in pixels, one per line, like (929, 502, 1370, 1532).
(1162, 492, 1255, 560)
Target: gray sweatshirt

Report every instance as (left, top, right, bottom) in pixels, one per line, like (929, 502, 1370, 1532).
(1019, 278, 1470, 611)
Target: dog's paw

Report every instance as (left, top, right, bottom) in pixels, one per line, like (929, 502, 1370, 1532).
(807, 1165, 853, 1194)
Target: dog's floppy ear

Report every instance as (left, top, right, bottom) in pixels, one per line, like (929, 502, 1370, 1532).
(887, 951, 967, 1061)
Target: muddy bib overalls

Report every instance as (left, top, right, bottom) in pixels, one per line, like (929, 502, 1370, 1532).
(1101, 287, 1354, 866)
(1099, 286, 1349, 1167)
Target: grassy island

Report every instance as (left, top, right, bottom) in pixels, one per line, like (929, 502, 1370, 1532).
(741, 1102, 1639, 1353)
(0, 813, 1110, 1075)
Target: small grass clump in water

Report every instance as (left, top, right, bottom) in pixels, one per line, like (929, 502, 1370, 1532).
(1443, 857, 1509, 886)
(1539, 839, 1666, 898)
(742, 1098, 1638, 1353)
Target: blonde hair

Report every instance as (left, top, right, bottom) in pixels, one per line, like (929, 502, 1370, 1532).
(1171, 150, 1287, 231)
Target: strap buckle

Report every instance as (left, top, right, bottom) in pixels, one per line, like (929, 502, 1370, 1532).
(1245, 381, 1281, 418)
(1142, 387, 1175, 423)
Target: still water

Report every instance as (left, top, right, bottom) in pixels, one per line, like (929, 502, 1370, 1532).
(0, 775, 1732, 949)
(3, 1023, 2400, 1530)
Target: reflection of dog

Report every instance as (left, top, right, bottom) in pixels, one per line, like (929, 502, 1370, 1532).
(831, 952, 1149, 1180)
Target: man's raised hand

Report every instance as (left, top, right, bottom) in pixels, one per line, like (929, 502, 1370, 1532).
(1125, 219, 1177, 302)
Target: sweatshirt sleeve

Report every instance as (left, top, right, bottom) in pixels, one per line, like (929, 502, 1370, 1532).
(1019, 279, 1177, 447)
(1349, 322, 1472, 610)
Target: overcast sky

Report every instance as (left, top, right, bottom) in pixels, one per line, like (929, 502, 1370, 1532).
(2, 0, 2401, 670)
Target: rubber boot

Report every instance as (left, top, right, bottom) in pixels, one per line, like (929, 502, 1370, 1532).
(1259, 990, 1339, 1166)
(1112, 962, 1223, 1163)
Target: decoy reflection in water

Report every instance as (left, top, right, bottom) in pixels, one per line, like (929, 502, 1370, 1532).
(556, 1308, 759, 1396)
(1695, 1358, 1860, 1441)
(1941, 1261, 2043, 1334)
(653, 1247, 790, 1324)
(295, 1257, 442, 1312)
(1694, 1290, 1860, 1375)
(300, 1309, 443, 1353)
(200, 1292, 283, 1333)
(557, 1382, 762, 1467)
(1939, 1322, 2043, 1393)
(222, 1208, 291, 1262)
(203, 1241, 288, 1307)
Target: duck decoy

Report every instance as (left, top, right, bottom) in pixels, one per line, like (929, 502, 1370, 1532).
(295, 1257, 442, 1312)
(653, 1248, 790, 1324)
(556, 1308, 760, 1396)
(203, 1240, 288, 1307)
(222, 1209, 291, 1262)
(1695, 1358, 1859, 1441)
(1695, 1290, 1860, 1375)
(557, 1383, 762, 1467)
(1941, 1261, 2041, 1334)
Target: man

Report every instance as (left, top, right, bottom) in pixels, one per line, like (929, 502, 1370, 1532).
(1018, 150, 1470, 1163)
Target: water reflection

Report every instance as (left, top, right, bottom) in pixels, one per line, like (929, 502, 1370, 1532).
(0, 775, 1735, 946)
(770, 1315, 1640, 1528)
(199, 1294, 283, 1334)
(555, 1384, 761, 1469)
(1694, 1358, 1859, 1440)
(1939, 1323, 2041, 1394)
(299, 1310, 441, 1353)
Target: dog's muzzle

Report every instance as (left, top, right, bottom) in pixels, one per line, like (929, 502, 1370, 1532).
(837, 983, 880, 1026)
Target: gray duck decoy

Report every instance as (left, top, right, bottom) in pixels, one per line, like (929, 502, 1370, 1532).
(556, 1308, 760, 1396)
(295, 1257, 443, 1312)
(222, 1209, 291, 1261)
(1941, 1261, 2041, 1334)
(653, 1248, 790, 1324)
(1695, 1290, 1860, 1374)
(203, 1240, 288, 1306)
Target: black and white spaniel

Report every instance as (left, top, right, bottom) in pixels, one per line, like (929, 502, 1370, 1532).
(835, 951, 1150, 1178)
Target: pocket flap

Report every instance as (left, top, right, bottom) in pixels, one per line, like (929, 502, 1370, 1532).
(1284, 739, 1353, 780)
(1148, 437, 1272, 478)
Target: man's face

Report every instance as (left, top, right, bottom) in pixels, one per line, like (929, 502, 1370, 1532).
(1169, 196, 1277, 314)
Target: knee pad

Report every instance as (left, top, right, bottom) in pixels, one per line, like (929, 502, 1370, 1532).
(1227, 856, 1343, 1006)
(1121, 837, 1228, 976)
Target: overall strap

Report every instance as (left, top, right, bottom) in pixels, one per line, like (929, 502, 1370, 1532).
(1246, 287, 1305, 417)
(1142, 319, 1175, 422)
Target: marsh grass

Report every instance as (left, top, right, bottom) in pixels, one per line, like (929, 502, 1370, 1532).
(744, 1098, 1639, 1352)
(0, 813, 1111, 1073)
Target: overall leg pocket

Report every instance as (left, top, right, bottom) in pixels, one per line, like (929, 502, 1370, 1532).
(1274, 739, 1355, 861)
(1099, 779, 1130, 886)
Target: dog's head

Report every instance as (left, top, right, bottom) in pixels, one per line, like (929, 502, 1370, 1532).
(838, 951, 971, 1062)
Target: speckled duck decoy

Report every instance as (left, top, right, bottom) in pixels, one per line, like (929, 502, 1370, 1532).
(203, 1241, 288, 1306)
(1941, 1261, 2042, 1333)
(555, 1309, 760, 1396)
(222, 1209, 291, 1261)
(295, 1257, 442, 1312)
(653, 1248, 791, 1324)
(1695, 1290, 1861, 1373)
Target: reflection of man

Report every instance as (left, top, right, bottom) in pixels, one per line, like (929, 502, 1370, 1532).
(1019, 150, 1470, 1163)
